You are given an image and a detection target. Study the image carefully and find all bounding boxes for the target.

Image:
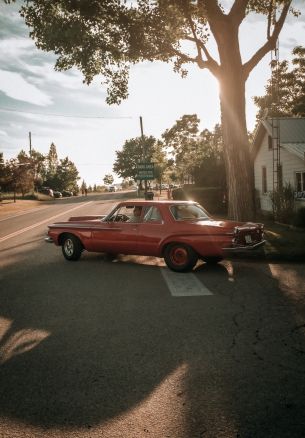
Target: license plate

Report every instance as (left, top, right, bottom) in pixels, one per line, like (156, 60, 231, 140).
(245, 235, 252, 244)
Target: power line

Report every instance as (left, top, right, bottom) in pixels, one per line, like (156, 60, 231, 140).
(0, 106, 132, 119)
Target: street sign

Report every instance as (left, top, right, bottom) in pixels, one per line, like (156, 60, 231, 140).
(136, 162, 154, 180)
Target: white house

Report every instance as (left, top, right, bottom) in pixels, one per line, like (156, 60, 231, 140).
(252, 118, 305, 212)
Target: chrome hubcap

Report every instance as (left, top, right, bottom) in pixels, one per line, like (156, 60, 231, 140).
(170, 247, 187, 266)
(64, 239, 74, 256)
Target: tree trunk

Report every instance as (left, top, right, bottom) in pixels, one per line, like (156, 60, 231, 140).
(219, 75, 255, 221)
(216, 24, 255, 221)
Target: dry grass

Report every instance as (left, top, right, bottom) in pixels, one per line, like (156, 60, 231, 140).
(0, 199, 43, 218)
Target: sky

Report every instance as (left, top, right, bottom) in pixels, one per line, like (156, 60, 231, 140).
(0, 1, 304, 186)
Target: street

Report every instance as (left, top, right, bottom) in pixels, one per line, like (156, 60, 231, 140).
(0, 194, 305, 437)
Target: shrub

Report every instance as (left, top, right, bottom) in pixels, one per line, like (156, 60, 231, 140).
(269, 183, 295, 224)
(293, 207, 305, 228)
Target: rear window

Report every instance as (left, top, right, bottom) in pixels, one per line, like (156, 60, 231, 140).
(170, 204, 209, 221)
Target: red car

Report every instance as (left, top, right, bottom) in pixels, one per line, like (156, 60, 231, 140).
(45, 200, 265, 272)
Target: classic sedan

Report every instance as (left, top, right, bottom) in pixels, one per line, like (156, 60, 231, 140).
(45, 200, 265, 272)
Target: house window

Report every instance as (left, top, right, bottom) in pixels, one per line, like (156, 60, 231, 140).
(296, 171, 305, 192)
(262, 166, 267, 194)
(268, 135, 273, 150)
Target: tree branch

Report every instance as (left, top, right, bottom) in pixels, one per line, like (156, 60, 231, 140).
(242, 1, 291, 80)
(197, 0, 224, 22)
(267, 0, 274, 39)
(170, 47, 198, 64)
(229, 0, 249, 26)
(184, 13, 220, 76)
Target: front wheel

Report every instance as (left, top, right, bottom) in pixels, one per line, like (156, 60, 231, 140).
(164, 243, 198, 272)
(62, 235, 83, 261)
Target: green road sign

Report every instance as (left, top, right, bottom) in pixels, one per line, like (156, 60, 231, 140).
(136, 162, 154, 180)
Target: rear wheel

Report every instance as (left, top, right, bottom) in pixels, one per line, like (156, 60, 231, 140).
(62, 235, 82, 261)
(164, 243, 198, 272)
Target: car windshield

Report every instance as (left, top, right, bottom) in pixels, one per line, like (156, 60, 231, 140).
(170, 204, 210, 221)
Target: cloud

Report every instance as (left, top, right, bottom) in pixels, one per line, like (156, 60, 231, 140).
(0, 37, 34, 59)
(0, 70, 52, 106)
(0, 129, 8, 137)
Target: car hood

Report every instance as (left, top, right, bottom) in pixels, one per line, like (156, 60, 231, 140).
(48, 215, 106, 228)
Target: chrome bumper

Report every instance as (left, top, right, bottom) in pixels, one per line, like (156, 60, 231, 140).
(45, 237, 54, 243)
(223, 240, 266, 252)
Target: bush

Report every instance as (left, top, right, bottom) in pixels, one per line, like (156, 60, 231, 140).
(293, 207, 305, 228)
(172, 186, 226, 214)
(269, 183, 295, 224)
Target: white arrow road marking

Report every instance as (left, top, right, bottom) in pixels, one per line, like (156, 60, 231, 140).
(160, 268, 213, 297)
(0, 201, 93, 243)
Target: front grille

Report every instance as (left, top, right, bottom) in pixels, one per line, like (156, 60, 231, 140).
(234, 226, 264, 246)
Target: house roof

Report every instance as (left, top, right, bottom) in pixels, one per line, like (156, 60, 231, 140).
(283, 143, 305, 160)
(252, 117, 305, 160)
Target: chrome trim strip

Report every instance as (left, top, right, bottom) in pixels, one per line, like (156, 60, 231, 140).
(45, 237, 54, 243)
(223, 240, 266, 251)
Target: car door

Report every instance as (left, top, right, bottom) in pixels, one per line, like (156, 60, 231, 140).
(92, 222, 140, 254)
(90, 205, 141, 254)
(136, 206, 165, 256)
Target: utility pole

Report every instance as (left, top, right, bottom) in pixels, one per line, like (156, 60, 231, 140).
(139, 116, 147, 195)
(29, 131, 32, 156)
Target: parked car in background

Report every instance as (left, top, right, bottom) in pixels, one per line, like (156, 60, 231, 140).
(62, 190, 73, 197)
(53, 190, 62, 198)
(40, 187, 54, 197)
(108, 185, 116, 192)
(45, 200, 265, 272)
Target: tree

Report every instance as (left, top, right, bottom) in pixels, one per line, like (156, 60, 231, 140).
(5, 158, 32, 200)
(47, 142, 59, 175)
(30, 148, 47, 190)
(163, 115, 225, 187)
(103, 174, 114, 186)
(81, 180, 87, 194)
(55, 157, 80, 192)
(113, 135, 157, 181)
(254, 45, 305, 121)
(195, 124, 225, 188)
(16, 150, 34, 196)
(163, 114, 202, 184)
(15, 0, 297, 219)
(44, 142, 59, 188)
(0, 152, 6, 188)
(151, 140, 169, 190)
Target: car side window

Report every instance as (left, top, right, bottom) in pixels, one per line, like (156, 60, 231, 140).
(170, 204, 209, 221)
(107, 205, 146, 222)
(143, 206, 162, 223)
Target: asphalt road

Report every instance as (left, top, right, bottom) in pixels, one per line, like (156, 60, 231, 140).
(1, 193, 305, 437)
